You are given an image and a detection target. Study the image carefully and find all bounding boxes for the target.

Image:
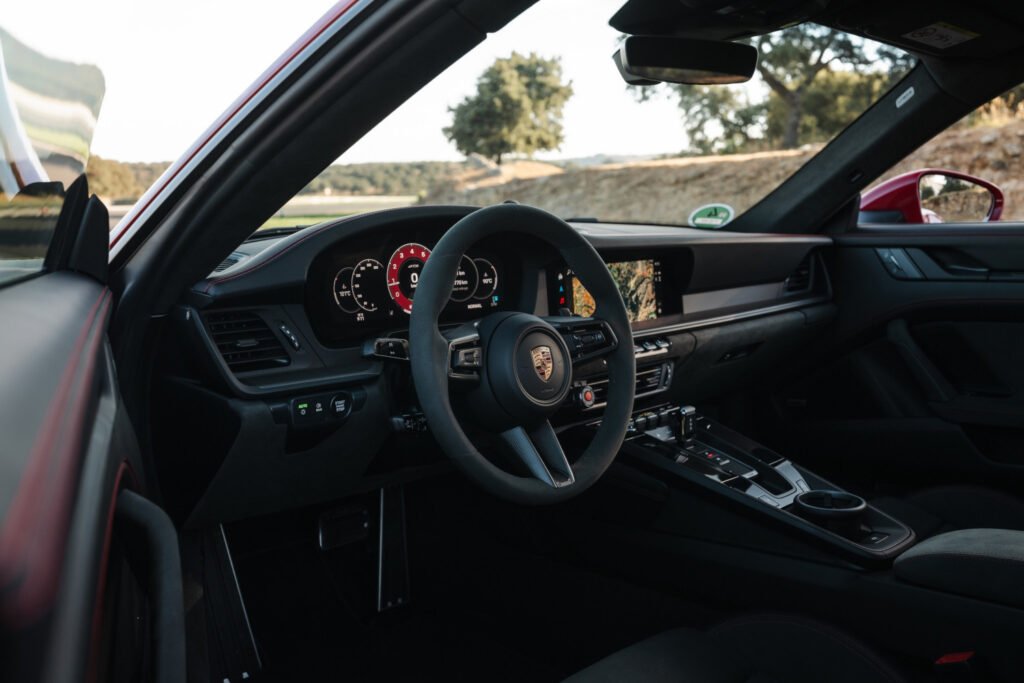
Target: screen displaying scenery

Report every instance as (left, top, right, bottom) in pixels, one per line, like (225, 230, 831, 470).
(572, 259, 659, 323)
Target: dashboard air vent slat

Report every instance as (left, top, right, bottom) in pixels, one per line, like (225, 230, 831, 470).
(206, 310, 290, 372)
(589, 365, 666, 406)
(213, 251, 246, 273)
(784, 254, 814, 293)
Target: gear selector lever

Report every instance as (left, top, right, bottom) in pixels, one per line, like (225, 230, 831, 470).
(678, 405, 697, 446)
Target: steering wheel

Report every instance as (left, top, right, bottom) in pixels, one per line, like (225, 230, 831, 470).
(409, 204, 636, 504)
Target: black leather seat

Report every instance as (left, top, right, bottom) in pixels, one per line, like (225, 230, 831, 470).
(872, 485, 1024, 540)
(565, 615, 906, 683)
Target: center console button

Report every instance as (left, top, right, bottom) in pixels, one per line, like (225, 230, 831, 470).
(329, 392, 353, 420)
(292, 396, 326, 425)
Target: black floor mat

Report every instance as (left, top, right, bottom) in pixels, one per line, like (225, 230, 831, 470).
(229, 483, 719, 681)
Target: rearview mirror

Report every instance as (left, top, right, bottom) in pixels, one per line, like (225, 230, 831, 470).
(614, 36, 757, 86)
(861, 169, 1004, 224)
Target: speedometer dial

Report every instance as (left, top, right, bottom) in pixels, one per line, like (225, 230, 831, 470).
(387, 242, 431, 314)
(449, 256, 479, 303)
(351, 258, 386, 313)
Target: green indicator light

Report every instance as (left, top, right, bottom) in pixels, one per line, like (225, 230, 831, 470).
(298, 403, 309, 410)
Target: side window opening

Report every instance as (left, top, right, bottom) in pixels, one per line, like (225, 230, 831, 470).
(860, 85, 1024, 226)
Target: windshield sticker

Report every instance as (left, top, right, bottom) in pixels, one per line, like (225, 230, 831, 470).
(902, 23, 979, 50)
(689, 204, 735, 229)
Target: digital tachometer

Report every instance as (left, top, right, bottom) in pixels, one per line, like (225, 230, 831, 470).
(386, 243, 431, 314)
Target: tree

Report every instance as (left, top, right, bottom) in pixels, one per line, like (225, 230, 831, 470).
(86, 156, 141, 200)
(641, 25, 914, 153)
(765, 69, 892, 145)
(753, 25, 873, 148)
(669, 85, 765, 155)
(444, 52, 573, 164)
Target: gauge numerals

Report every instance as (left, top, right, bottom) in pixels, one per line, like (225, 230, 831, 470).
(386, 243, 431, 314)
(332, 245, 499, 316)
(333, 258, 388, 320)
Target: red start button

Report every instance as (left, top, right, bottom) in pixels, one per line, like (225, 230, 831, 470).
(577, 385, 597, 409)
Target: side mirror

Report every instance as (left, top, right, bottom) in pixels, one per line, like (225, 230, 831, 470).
(614, 36, 757, 86)
(860, 169, 1004, 224)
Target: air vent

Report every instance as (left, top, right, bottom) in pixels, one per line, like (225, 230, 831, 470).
(588, 365, 668, 407)
(213, 251, 246, 273)
(784, 254, 814, 293)
(206, 310, 290, 372)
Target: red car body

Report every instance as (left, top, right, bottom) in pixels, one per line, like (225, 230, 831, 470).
(861, 168, 1004, 223)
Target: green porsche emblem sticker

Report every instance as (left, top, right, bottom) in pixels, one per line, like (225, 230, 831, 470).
(689, 203, 735, 229)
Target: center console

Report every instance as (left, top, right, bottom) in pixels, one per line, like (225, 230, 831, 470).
(617, 405, 915, 562)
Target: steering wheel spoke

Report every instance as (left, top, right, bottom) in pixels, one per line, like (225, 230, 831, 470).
(500, 421, 575, 488)
(544, 316, 619, 365)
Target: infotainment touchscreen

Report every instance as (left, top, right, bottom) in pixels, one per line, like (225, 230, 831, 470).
(563, 259, 663, 323)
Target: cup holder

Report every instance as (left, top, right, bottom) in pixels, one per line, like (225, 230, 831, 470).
(795, 490, 867, 521)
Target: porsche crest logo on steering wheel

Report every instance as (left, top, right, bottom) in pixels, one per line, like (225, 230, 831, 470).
(531, 345, 554, 382)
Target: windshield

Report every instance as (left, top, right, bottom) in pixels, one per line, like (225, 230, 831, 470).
(263, 0, 911, 230)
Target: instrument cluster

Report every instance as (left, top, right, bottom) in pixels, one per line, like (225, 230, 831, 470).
(332, 242, 500, 319)
(305, 230, 516, 347)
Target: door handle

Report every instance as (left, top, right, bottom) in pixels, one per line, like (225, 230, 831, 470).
(927, 247, 991, 279)
(943, 263, 989, 277)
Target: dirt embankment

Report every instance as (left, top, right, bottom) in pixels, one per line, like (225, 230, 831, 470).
(426, 121, 1024, 223)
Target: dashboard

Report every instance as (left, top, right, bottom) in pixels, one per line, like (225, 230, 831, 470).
(167, 206, 834, 523)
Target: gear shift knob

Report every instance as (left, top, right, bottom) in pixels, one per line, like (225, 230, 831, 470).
(678, 405, 697, 445)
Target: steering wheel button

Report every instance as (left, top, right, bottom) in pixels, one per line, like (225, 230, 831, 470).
(455, 347, 482, 368)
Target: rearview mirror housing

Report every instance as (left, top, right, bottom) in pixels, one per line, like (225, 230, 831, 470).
(614, 35, 757, 86)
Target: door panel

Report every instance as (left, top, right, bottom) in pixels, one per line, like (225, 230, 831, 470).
(0, 272, 153, 682)
(0, 273, 112, 623)
(771, 225, 1024, 491)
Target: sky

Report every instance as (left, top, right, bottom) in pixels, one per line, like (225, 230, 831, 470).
(3, 0, 689, 163)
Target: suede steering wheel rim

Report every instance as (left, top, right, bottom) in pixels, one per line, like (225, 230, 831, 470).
(408, 204, 635, 504)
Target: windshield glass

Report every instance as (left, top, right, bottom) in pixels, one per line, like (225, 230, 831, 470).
(264, 0, 912, 230)
(2, 1, 332, 231)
